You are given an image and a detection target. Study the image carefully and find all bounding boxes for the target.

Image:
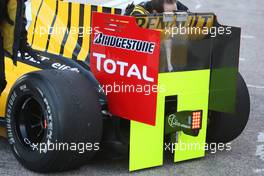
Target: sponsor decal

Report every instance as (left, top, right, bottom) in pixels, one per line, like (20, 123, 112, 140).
(92, 52, 154, 82)
(94, 33, 156, 54)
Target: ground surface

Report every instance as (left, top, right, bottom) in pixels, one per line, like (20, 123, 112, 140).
(1, 0, 264, 175)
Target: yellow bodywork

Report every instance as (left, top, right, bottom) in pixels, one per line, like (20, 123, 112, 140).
(27, 0, 120, 60)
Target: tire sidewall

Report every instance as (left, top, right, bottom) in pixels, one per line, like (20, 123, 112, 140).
(6, 75, 61, 169)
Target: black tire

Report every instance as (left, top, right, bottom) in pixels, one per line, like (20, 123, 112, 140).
(6, 70, 103, 173)
(207, 73, 250, 143)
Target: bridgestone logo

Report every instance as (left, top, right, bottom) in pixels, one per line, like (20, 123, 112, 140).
(94, 33, 156, 54)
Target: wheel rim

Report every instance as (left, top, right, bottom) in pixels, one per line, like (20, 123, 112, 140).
(15, 96, 47, 149)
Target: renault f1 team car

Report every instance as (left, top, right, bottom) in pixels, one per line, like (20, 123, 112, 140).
(0, 0, 250, 173)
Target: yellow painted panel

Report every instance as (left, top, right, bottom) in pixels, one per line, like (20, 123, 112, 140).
(63, 3, 80, 58)
(32, 0, 56, 51)
(47, 1, 69, 55)
(28, 0, 42, 45)
(77, 4, 91, 61)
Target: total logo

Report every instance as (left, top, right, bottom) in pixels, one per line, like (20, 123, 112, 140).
(92, 52, 154, 83)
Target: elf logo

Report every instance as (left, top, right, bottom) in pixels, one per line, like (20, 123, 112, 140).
(93, 52, 154, 82)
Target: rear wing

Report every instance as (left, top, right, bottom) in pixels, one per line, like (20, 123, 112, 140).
(88, 12, 241, 171)
(133, 12, 241, 114)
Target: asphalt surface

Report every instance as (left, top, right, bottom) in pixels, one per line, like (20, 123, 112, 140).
(1, 0, 264, 175)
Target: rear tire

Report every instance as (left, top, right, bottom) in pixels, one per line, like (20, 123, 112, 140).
(207, 73, 250, 143)
(6, 70, 103, 172)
